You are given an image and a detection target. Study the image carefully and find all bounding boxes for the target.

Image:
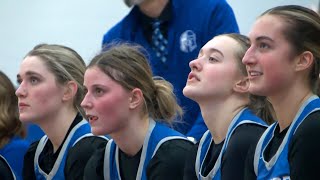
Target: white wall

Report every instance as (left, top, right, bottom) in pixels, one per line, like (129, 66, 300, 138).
(0, 0, 319, 84)
(0, 0, 128, 84)
(228, 0, 319, 35)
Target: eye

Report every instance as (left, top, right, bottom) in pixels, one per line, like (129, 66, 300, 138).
(208, 56, 219, 62)
(94, 87, 104, 96)
(30, 77, 39, 85)
(259, 42, 270, 49)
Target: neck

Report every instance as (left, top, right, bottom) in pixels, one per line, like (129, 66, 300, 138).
(268, 81, 313, 132)
(39, 107, 77, 152)
(111, 114, 149, 156)
(199, 95, 248, 144)
(139, 0, 169, 18)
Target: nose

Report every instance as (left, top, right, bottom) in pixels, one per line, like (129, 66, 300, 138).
(81, 93, 92, 110)
(242, 46, 255, 65)
(189, 58, 202, 71)
(15, 83, 26, 97)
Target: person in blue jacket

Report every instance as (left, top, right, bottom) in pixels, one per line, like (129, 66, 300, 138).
(15, 44, 108, 180)
(242, 5, 320, 179)
(82, 43, 193, 179)
(182, 33, 274, 180)
(0, 71, 30, 180)
(101, 0, 239, 141)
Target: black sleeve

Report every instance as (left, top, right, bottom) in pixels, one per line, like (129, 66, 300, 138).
(65, 136, 108, 180)
(183, 142, 198, 180)
(289, 111, 320, 180)
(222, 124, 266, 180)
(243, 143, 258, 180)
(23, 141, 39, 180)
(147, 139, 193, 180)
(0, 156, 14, 180)
(83, 145, 106, 180)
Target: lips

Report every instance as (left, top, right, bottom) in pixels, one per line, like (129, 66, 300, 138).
(19, 102, 29, 106)
(187, 72, 200, 81)
(18, 102, 29, 110)
(248, 70, 263, 79)
(87, 114, 99, 123)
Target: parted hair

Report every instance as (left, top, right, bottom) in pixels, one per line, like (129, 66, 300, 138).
(89, 43, 182, 123)
(25, 44, 86, 116)
(261, 5, 320, 95)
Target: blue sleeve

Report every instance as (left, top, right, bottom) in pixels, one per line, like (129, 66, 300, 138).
(207, 0, 239, 39)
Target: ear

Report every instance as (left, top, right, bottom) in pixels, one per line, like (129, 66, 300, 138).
(62, 81, 78, 102)
(233, 77, 249, 93)
(129, 88, 143, 109)
(295, 51, 314, 72)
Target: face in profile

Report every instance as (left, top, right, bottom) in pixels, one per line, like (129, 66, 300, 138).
(81, 66, 132, 136)
(242, 15, 298, 97)
(183, 35, 244, 102)
(16, 56, 65, 123)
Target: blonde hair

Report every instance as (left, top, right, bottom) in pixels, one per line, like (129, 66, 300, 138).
(89, 43, 182, 123)
(26, 44, 86, 116)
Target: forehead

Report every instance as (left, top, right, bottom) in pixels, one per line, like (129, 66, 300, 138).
(84, 67, 112, 85)
(19, 56, 51, 76)
(248, 15, 286, 41)
(202, 36, 238, 55)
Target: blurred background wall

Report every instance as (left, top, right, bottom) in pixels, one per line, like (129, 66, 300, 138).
(0, 0, 318, 84)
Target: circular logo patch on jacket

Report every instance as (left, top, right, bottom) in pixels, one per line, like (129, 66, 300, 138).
(180, 30, 197, 53)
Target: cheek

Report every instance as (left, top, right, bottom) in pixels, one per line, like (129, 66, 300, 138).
(96, 96, 129, 123)
(33, 87, 61, 107)
(207, 66, 237, 87)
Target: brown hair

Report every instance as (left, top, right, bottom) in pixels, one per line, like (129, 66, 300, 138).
(0, 71, 25, 148)
(88, 43, 182, 123)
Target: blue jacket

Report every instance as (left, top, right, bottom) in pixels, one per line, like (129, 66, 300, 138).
(102, 0, 239, 140)
(254, 95, 320, 179)
(34, 120, 93, 180)
(196, 108, 267, 179)
(104, 119, 191, 180)
(0, 137, 30, 180)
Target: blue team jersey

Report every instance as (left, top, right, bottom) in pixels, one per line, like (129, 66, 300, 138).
(103, 119, 191, 180)
(0, 136, 29, 180)
(34, 120, 94, 180)
(196, 108, 267, 179)
(254, 95, 320, 180)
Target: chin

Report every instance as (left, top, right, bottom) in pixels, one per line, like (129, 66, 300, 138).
(183, 88, 199, 99)
(248, 86, 266, 96)
(91, 127, 108, 136)
(19, 115, 34, 123)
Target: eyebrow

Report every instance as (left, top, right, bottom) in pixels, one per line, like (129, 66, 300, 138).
(255, 36, 274, 42)
(16, 71, 42, 80)
(200, 47, 224, 57)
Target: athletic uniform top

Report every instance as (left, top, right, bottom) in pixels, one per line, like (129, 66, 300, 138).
(23, 114, 108, 180)
(184, 108, 267, 180)
(0, 155, 16, 180)
(84, 119, 194, 180)
(245, 95, 320, 180)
